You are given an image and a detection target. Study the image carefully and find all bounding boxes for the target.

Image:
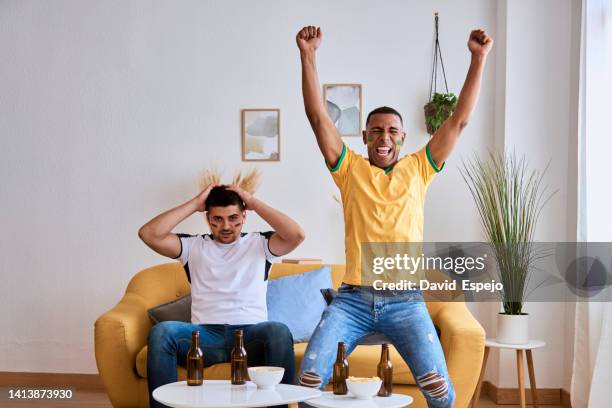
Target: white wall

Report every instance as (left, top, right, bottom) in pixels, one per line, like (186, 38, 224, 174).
(481, 0, 582, 390)
(0, 0, 579, 393)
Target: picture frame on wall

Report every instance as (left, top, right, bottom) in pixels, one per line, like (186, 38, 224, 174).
(323, 83, 362, 136)
(241, 109, 280, 162)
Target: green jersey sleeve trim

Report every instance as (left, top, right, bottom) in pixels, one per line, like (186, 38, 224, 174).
(426, 143, 445, 173)
(327, 144, 347, 173)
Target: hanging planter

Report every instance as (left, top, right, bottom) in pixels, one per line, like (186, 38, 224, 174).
(424, 13, 457, 135)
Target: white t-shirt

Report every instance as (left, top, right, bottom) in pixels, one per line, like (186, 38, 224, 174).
(176, 232, 278, 325)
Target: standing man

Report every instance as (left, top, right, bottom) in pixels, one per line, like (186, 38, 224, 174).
(295, 25, 492, 407)
(139, 181, 305, 408)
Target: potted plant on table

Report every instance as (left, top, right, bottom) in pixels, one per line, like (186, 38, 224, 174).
(461, 152, 552, 344)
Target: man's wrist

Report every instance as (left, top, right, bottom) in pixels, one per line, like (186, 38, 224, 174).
(245, 196, 260, 210)
(470, 53, 487, 65)
(300, 49, 316, 62)
(187, 197, 201, 212)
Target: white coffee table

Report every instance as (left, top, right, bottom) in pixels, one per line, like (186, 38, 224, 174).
(153, 380, 322, 408)
(305, 391, 413, 408)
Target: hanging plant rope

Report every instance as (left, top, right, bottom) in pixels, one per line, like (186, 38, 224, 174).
(429, 12, 449, 99)
(424, 13, 457, 135)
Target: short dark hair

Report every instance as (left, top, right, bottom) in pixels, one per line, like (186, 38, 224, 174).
(366, 106, 403, 126)
(205, 186, 245, 211)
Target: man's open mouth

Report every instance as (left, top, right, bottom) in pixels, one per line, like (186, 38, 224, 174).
(375, 146, 392, 160)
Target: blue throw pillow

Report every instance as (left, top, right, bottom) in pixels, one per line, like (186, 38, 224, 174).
(267, 266, 332, 343)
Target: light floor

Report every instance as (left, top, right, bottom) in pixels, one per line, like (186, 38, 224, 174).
(0, 390, 565, 408)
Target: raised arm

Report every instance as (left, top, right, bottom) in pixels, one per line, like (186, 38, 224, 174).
(226, 185, 305, 257)
(428, 29, 493, 166)
(296, 26, 344, 167)
(138, 184, 216, 258)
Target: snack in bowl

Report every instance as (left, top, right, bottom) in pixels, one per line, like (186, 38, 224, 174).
(346, 376, 383, 399)
(247, 366, 285, 389)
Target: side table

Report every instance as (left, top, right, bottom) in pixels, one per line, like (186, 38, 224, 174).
(472, 339, 546, 408)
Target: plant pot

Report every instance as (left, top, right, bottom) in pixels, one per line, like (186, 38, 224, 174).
(423, 93, 457, 135)
(497, 313, 529, 344)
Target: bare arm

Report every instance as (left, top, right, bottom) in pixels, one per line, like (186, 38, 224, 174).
(138, 185, 215, 258)
(429, 29, 493, 166)
(297, 26, 343, 167)
(226, 185, 305, 257)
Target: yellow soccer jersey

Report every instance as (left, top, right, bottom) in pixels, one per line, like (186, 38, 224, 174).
(329, 143, 443, 285)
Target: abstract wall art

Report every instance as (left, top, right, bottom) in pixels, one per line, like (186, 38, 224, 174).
(323, 83, 362, 136)
(241, 109, 280, 161)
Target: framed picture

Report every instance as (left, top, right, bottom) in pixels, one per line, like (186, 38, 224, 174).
(323, 83, 362, 136)
(241, 109, 280, 162)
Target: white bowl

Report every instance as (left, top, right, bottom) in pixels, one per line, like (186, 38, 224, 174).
(346, 377, 382, 400)
(247, 366, 284, 390)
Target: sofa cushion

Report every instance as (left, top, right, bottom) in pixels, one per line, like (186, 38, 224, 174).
(136, 342, 416, 385)
(147, 295, 191, 324)
(267, 266, 332, 342)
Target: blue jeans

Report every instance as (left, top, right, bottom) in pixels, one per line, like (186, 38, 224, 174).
(297, 284, 455, 408)
(147, 321, 295, 408)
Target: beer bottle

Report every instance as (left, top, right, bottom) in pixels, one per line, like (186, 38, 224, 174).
(231, 329, 248, 385)
(186, 331, 204, 386)
(377, 343, 393, 396)
(332, 341, 349, 395)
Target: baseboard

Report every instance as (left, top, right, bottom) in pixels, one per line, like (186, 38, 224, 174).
(561, 388, 572, 407)
(483, 380, 564, 405)
(0, 372, 105, 391)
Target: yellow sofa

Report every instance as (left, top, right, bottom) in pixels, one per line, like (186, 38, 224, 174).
(95, 262, 485, 408)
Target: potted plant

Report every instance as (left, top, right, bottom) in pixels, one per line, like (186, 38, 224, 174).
(424, 92, 457, 135)
(424, 13, 458, 135)
(461, 152, 551, 344)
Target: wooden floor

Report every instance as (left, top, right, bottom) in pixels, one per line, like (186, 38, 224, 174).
(0, 390, 565, 408)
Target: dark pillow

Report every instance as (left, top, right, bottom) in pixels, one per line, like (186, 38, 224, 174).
(148, 295, 191, 324)
(319, 288, 337, 305)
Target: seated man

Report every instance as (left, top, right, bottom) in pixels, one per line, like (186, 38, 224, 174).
(139, 178, 305, 408)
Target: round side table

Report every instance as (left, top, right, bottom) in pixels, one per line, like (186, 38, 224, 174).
(471, 339, 546, 408)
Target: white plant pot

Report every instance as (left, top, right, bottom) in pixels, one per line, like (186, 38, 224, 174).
(497, 313, 529, 344)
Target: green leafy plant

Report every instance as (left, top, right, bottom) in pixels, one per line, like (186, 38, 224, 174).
(424, 92, 457, 135)
(461, 151, 552, 315)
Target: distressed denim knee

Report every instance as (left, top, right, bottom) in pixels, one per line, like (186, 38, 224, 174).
(416, 369, 456, 408)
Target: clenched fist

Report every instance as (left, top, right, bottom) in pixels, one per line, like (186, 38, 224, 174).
(468, 29, 493, 57)
(296, 26, 322, 53)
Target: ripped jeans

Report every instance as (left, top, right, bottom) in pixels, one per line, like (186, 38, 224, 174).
(297, 284, 455, 408)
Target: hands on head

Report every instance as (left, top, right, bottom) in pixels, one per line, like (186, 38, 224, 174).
(194, 184, 253, 213)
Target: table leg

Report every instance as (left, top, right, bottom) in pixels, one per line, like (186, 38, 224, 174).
(471, 346, 490, 408)
(517, 350, 526, 408)
(526, 349, 539, 407)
